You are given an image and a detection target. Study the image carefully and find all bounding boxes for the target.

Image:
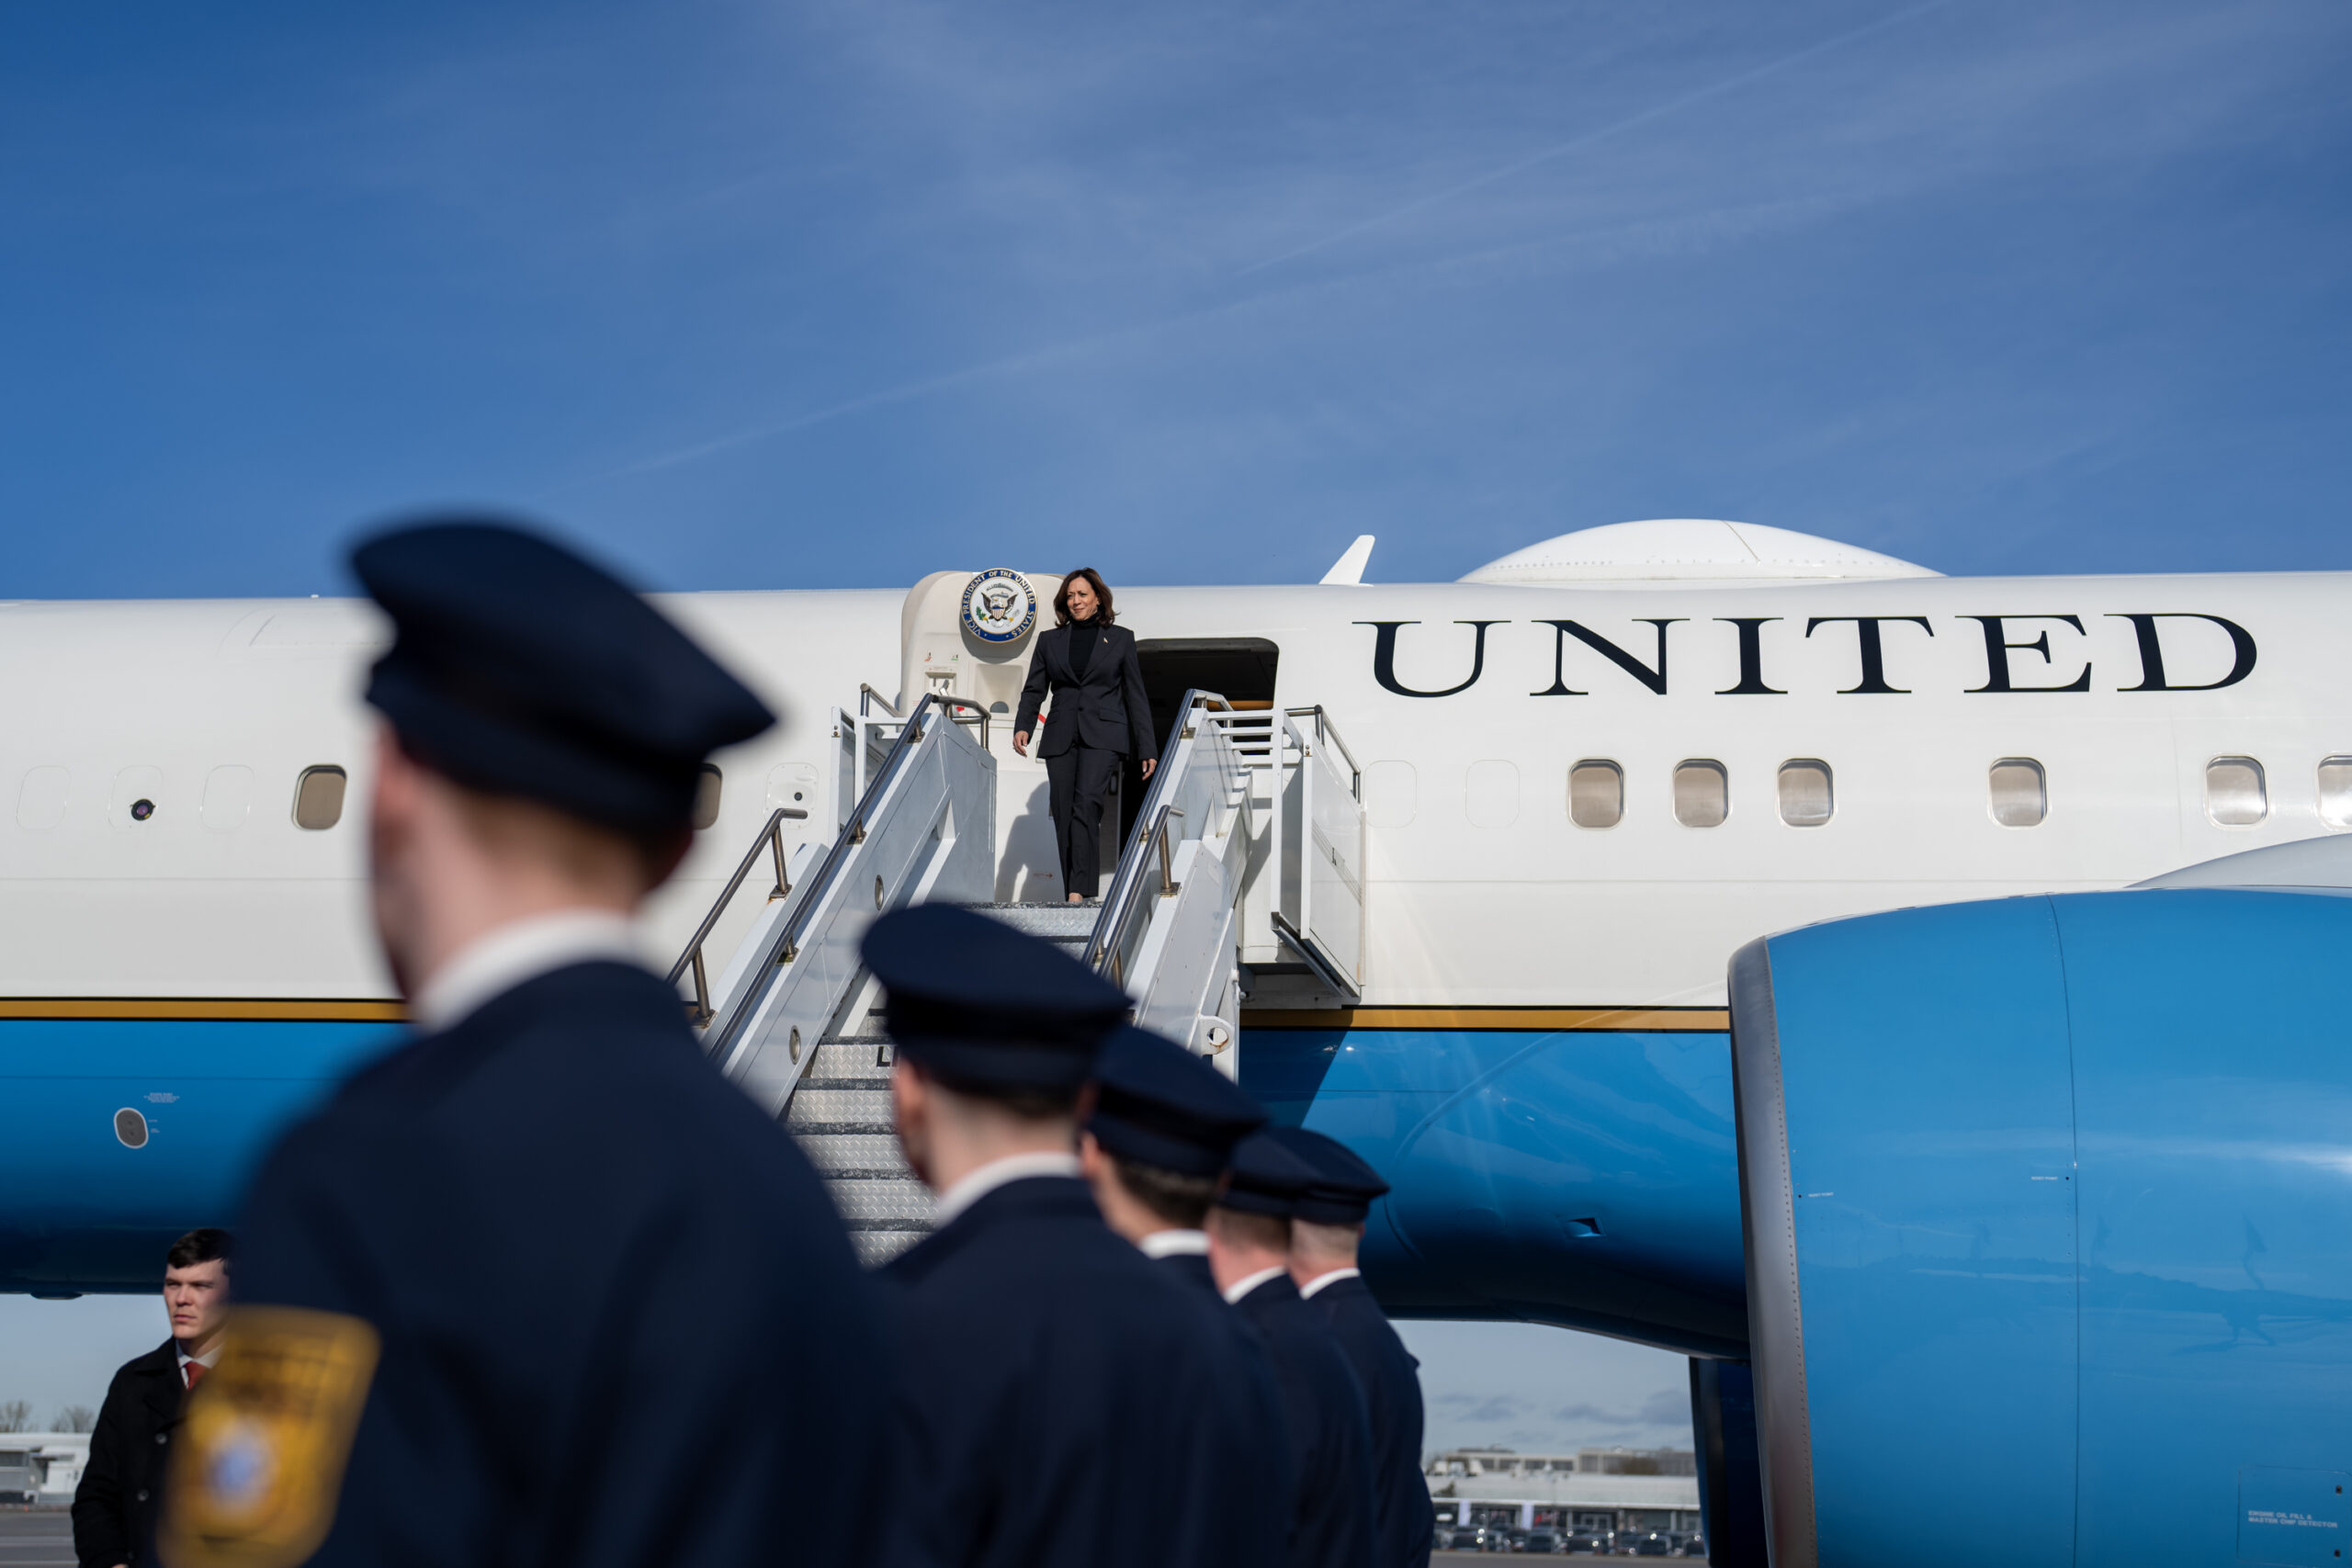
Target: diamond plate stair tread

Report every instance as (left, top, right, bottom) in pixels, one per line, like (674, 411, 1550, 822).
(967, 903, 1097, 940)
(789, 1088, 893, 1122)
(827, 1180, 936, 1224)
(851, 1229, 923, 1266)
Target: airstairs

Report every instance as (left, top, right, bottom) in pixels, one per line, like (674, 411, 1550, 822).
(671, 687, 1365, 1264)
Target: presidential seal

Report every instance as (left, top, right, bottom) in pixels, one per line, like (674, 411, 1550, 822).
(960, 569, 1037, 644)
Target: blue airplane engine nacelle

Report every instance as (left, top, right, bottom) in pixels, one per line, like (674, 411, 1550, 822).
(1731, 888, 2352, 1568)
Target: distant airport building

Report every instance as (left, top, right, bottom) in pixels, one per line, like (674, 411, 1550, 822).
(0, 1433, 89, 1506)
(1426, 1446, 1702, 1539)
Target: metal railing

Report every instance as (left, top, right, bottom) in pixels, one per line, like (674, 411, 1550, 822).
(692, 690, 962, 1059)
(667, 807, 808, 1025)
(1283, 705, 1362, 799)
(1087, 689, 1241, 986)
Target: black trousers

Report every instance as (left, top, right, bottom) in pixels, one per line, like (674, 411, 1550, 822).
(1046, 745, 1123, 897)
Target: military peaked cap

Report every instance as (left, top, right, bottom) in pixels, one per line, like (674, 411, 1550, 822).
(864, 905, 1128, 1092)
(1266, 1126, 1392, 1224)
(1216, 1129, 1322, 1219)
(1086, 1025, 1267, 1178)
(355, 518, 775, 833)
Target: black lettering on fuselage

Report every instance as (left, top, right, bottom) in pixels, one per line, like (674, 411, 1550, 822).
(1715, 618, 1785, 695)
(1532, 619, 1682, 696)
(1964, 615, 2092, 694)
(1359, 620, 1502, 698)
(1805, 615, 1935, 694)
(1351, 611, 2253, 697)
(2109, 613, 2257, 692)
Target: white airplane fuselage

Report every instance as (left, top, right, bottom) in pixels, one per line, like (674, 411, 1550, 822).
(4, 550, 2344, 1322)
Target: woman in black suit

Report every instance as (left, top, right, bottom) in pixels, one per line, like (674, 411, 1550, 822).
(1013, 568, 1158, 903)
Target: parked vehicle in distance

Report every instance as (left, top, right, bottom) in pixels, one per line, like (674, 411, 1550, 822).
(1672, 1532, 1706, 1558)
(1561, 1530, 1612, 1555)
(1624, 1531, 1673, 1556)
(1522, 1526, 1564, 1552)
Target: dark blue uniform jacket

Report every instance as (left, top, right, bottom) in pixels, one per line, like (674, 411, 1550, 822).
(223, 963, 892, 1568)
(1233, 1274, 1377, 1568)
(884, 1178, 1286, 1568)
(1150, 1249, 1219, 1297)
(1307, 1275, 1435, 1568)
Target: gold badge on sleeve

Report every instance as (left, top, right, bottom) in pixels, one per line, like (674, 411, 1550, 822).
(160, 1305, 381, 1568)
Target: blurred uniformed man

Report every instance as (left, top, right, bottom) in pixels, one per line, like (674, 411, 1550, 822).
(865, 908, 1283, 1568)
(162, 520, 892, 1568)
(1078, 1023, 1267, 1293)
(1271, 1126, 1436, 1568)
(1209, 1132, 1377, 1568)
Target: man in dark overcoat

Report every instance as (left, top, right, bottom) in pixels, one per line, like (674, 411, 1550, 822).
(1209, 1132, 1378, 1568)
(160, 520, 892, 1568)
(866, 907, 1287, 1568)
(74, 1229, 232, 1568)
(1272, 1125, 1438, 1568)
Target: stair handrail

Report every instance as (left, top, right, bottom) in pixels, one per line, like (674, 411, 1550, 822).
(1283, 704, 1363, 797)
(695, 691, 982, 1058)
(666, 807, 810, 1024)
(1087, 689, 1232, 983)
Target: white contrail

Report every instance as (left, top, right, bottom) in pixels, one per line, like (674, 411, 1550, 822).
(1235, 0, 1959, 279)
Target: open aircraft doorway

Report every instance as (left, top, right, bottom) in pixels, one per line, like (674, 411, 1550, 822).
(1128, 637, 1280, 844)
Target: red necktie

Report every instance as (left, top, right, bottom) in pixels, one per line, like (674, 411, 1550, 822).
(184, 1361, 206, 1391)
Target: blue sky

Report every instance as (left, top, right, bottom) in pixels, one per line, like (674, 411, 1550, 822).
(4, 0, 2348, 600)
(4, 0, 2347, 1457)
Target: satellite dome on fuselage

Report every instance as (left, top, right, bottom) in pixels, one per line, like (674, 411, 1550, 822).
(1458, 518, 1940, 585)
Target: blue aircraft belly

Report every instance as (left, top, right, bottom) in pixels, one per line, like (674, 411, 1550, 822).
(0, 1020, 404, 1293)
(2, 1016, 1754, 1353)
(1243, 1027, 1748, 1357)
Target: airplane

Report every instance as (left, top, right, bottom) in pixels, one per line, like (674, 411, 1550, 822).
(3, 515, 2345, 1565)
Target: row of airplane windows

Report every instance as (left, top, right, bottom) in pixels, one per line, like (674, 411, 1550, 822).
(13, 756, 2350, 836)
(9, 762, 733, 834)
(1557, 755, 2352, 830)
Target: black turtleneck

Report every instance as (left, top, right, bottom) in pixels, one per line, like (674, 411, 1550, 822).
(1068, 615, 1102, 679)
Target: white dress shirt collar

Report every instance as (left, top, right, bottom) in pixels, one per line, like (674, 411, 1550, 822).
(932, 1151, 1082, 1230)
(1138, 1228, 1210, 1259)
(1222, 1263, 1290, 1306)
(409, 909, 646, 1034)
(175, 1341, 220, 1371)
(1297, 1265, 1361, 1300)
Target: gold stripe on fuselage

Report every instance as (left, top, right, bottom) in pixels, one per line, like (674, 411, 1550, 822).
(0, 998, 407, 1022)
(0, 998, 1727, 1032)
(1239, 1006, 1728, 1032)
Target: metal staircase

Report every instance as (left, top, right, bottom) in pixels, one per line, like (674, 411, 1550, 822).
(671, 686, 1359, 1265)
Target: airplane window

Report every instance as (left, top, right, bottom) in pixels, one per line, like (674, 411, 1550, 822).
(1673, 761, 1728, 828)
(694, 764, 724, 830)
(1363, 761, 1417, 829)
(2205, 757, 2267, 826)
(1465, 760, 1521, 829)
(1988, 758, 2046, 828)
(16, 766, 69, 830)
(2321, 758, 2352, 829)
(1568, 761, 1623, 829)
(1777, 760, 1833, 827)
(292, 765, 347, 830)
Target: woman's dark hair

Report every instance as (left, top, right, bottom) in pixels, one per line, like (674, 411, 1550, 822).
(166, 1227, 232, 1272)
(1053, 568, 1115, 627)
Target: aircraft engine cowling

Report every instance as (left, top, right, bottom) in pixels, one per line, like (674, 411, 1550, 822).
(1732, 888, 2352, 1568)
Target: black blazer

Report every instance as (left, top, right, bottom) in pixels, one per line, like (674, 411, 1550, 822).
(1015, 621, 1158, 761)
(74, 1338, 183, 1568)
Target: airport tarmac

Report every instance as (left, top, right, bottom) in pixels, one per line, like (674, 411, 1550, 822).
(0, 1512, 1711, 1565)
(0, 1514, 69, 1568)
